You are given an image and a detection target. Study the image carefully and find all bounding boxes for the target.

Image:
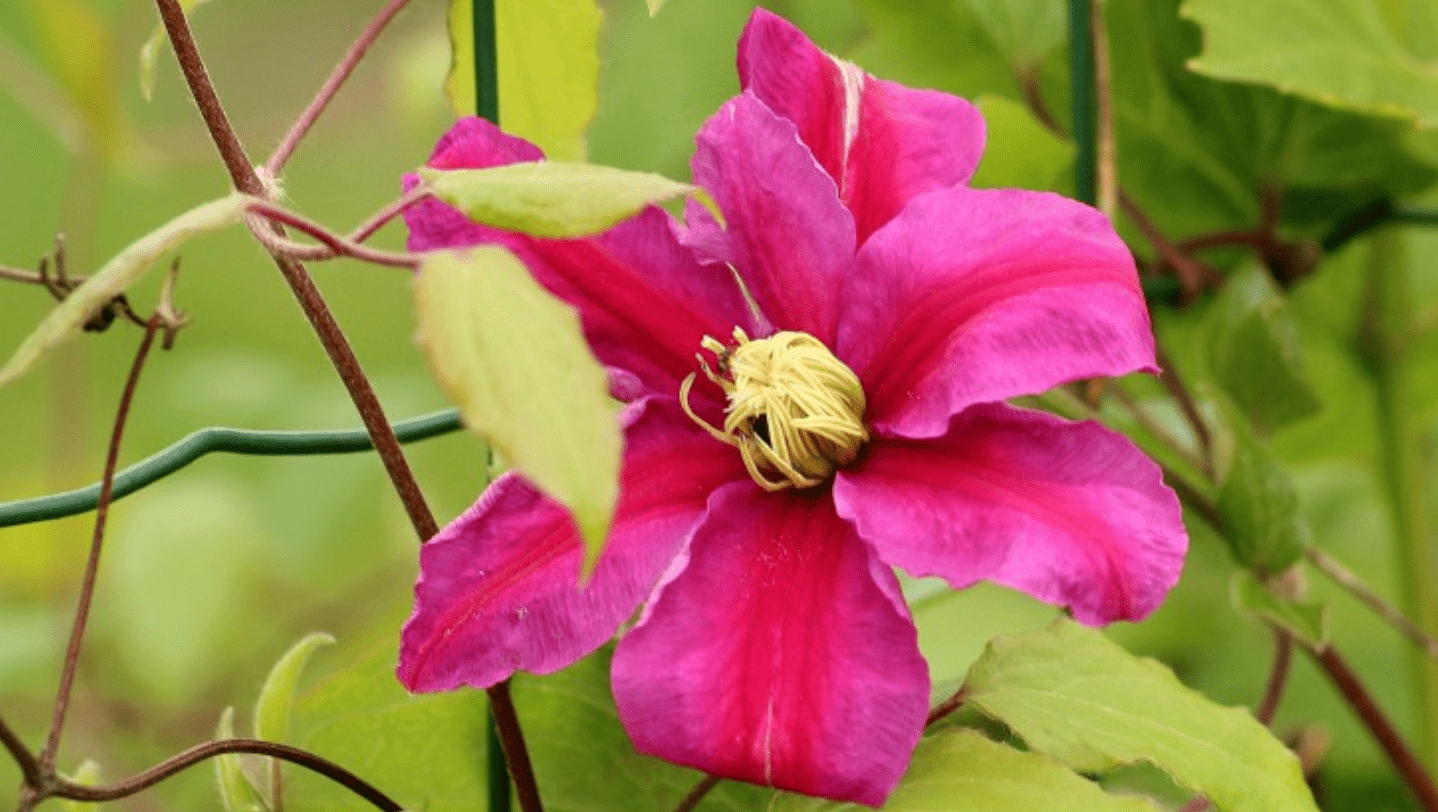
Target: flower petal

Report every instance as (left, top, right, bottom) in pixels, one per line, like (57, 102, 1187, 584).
(612, 484, 929, 806)
(833, 403, 1187, 625)
(398, 398, 747, 692)
(403, 117, 755, 403)
(737, 8, 985, 243)
(837, 186, 1157, 438)
(690, 92, 856, 345)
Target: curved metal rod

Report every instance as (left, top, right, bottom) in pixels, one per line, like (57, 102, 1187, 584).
(0, 408, 464, 528)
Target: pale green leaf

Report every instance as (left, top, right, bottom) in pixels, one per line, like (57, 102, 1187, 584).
(443, 0, 476, 118)
(769, 729, 1157, 812)
(254, 632, 337, 742)
(422, 162, 694, 238)
(645, 0, 666, 16)
(445, 0, 602, 160)
(413, 248, 620, 560)
(214, 707, 269, 812)
(288, 642, 491, 812)
(139, 0, 215, 101)
(1182, 0, 1438, 126)
(1231, 572, 1331, 649)
(0, 194, 249, 389)
(252, 632, 336, 807)
(514, 645, 772, 812)
(964, 619, 1319, 812)
(970, 95, 1074, 191)
(498, 0, 601, 160)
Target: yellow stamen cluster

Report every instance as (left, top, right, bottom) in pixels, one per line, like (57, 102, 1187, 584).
(681, 327, 869, 491)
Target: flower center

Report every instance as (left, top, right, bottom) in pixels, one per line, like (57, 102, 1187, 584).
(681, 327, 869, 491)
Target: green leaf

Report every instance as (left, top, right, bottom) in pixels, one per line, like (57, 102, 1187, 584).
(443, 0, 477, 117)
(214, 707, 269, 812)
(498, 0, 601, 160)
(1182, 0, 1438, 126)
(138, 0, 215, 101)
(1231, 572, 1331, 649)
(446, 0, 602, 160)
(252, 632, 336, 807)
(769, 729, 1157, 812)
(421, 162, 695, 238)
(287, 642, 491, 812)
(0, 193, 249, 389)
(513, 645, 772, 812)
(413, 248, 620, 561)
(964, 619, 1318, 812)
(1216, 399, 1309, 573)
(1206, 264, 1322, 432)
(254, 632, 336, 743)
(969, 95, 1074, 191)
(962, 0, 1067, 72)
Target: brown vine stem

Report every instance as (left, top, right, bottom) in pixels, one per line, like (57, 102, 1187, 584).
(1119, 191, 1218, 299)
(41, 316, 162, 772)
(47, 739, 402, 811)
(0, 714, 42, 791)
(246, 200, 421, 268)
(672, 775, 720, 812)
(1306, 546, 1438, 662)
(925, 688, 968, 727)
(263, 0, 420, 177)
(1314, 645, 1438, 812)
(1153, 342, 1214, 479)
(153, 2, 544, 810)
(1256, 628, 1294, 726)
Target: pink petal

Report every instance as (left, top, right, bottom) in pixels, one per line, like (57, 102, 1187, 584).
(737, 9, 985, 243)
(403, 118, 755, 404)
(833, 403, 1187, 625)
(398, 399, 747, 692)
(612, 484, 929, 806)
(689, 92, 856, 345)
(837, 186, 1157, 439)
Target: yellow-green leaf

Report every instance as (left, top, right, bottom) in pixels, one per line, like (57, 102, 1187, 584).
(214, 707, 269, 812)
(770, 729, 1157, 812)
(413, 248, 620, 561)
(23, 0, 119, 150)
(970, 95, 1074, 191)
(644, 0, 666, 16)
(445, 0, 602, 161)
(55, 760, 104, 812)
(964, 619, 1319, 812)
(422, 162, 694, 238)
(1183, 0, 1438, 126)
(0, 194, 250, 389)
(139, 0, 216, 101)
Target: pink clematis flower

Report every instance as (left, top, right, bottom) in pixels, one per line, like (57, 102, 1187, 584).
(398, 8, 1187, 806)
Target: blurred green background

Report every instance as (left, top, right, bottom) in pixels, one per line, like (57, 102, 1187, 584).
(0, 1, 1435, 810)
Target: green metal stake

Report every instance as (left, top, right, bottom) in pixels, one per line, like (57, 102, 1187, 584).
(470, 3, 509, 807)
(1068, 0, 1097, 206)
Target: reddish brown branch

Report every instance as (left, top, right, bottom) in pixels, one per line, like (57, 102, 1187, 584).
(1314, 646, 1438, 812)
(925, 688, 967, 727)
(488, 680, 544, 812)
(0, 713, 42, 790)
(672, 774, 721, 812)
(48, 739, 402, 810)
(264, 0, 422, 176)
(1256, 629, 1294, 726)
(42, 316, 162, 770)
